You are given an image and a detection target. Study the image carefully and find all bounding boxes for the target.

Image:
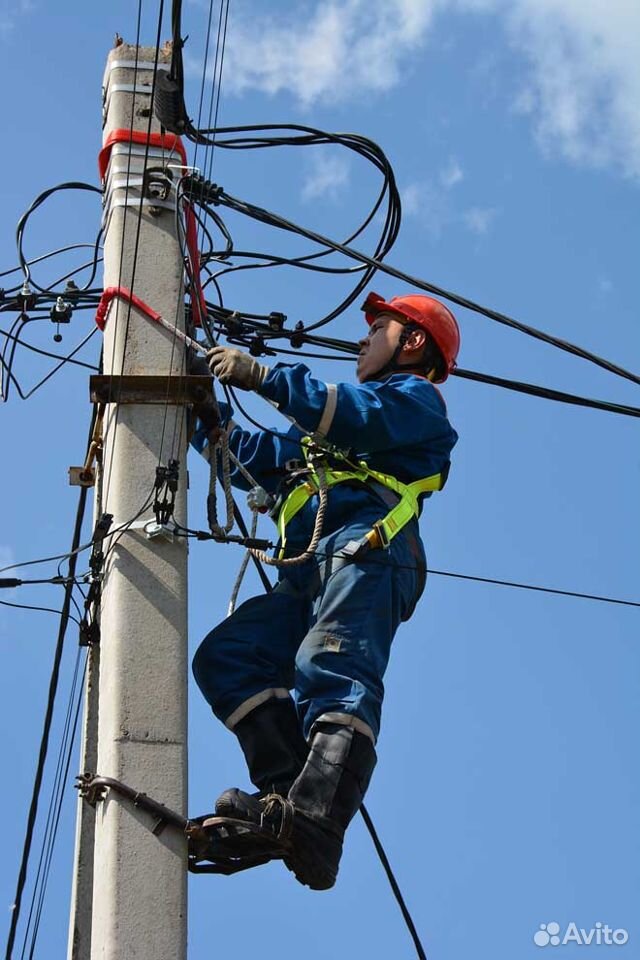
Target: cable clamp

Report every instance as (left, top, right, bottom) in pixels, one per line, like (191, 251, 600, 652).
(182, 173, 223, 206)
(154, 459, 180, 526)
(17, 280, 36, 311)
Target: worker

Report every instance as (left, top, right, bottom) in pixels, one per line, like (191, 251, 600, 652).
(190, 292, 459, 889)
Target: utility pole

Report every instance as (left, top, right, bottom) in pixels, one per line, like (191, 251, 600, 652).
(68, 42, 189, 960)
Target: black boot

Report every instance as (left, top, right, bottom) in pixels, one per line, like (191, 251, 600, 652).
(284, 722, 377, 890)
(215, 697, 308, 820)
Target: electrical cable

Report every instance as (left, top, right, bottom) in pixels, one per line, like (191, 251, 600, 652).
(100, 14, 151, 505)
(0, 241, 103, 293)
(359, 804, 427, 960)
(0, 599, 83, 624)
(206, 185, 640, 385)
(20, 649, 86, 960)
(0, 497, 155, 598)
(202, 312, 640, 419)
(19, 328, 99, 401)
(4, 481, 89, 960)
(451, 367, 640, 419)
(16, 184, 102, 292)
(0, 238, 103, 403)
(0, 323, 99, 372)
(425, 567, 640, 608)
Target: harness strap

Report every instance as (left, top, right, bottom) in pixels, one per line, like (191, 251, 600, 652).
(275, 438, 447, 556)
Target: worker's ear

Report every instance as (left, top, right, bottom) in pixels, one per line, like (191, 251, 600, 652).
(401, 326, 427, 356)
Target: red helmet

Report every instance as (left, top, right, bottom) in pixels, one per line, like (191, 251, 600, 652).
(361, 291, 460, 383)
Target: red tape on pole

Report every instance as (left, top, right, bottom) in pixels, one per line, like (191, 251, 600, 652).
(98, 129, 187, 181)
(98, 129, 204, 327)
(95, 286, 162, 331)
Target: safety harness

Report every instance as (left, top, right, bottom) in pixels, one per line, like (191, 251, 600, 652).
(274, 437, 448, 560)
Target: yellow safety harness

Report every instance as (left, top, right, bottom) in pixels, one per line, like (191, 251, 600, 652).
(275, 437, 447, 559)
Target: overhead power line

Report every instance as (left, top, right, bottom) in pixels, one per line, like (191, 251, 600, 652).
(4, 482, 89, 960)
(202, 314, 640, 419)
(205, 183, 640, 387)
(426, 568, 640, 609)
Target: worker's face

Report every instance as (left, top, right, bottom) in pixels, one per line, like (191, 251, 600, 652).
(357, 313, 405, 382)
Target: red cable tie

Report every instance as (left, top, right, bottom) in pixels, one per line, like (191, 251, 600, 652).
(98, 129, 188, 181)
(95, 286, 162, 332)
(184, 203, 206, 327)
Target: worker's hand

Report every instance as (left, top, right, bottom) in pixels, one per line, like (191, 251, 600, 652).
(189, 352, 220, 433)
(206, 346, 269, 392)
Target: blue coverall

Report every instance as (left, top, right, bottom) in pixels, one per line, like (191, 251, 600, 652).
(191, 362, 458, 744)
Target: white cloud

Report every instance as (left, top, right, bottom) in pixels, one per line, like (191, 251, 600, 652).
(403, 180, 498, 237)
(0, 0, 33, 36)
(301, 153, 350, 202)
(499, 0, 640, 178)
(463, 206, 498, 235)
(215, 0, 438, 107)
(401, 180, 451, 237)
(207, 0, 640, 179)
(440, 157, 464, 188)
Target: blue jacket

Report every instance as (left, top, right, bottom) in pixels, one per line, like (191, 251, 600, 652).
(191, 362, 458, 549)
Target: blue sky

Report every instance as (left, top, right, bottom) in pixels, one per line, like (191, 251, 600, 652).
(0, 1, 638, 958)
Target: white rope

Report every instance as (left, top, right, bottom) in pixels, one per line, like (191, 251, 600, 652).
(207, 398, 328, 569)
(227, 511, 258, 616)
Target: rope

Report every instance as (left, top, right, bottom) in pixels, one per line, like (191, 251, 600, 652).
(248, 467, 329, 568)
(227, 512, 258, 615)
(207, 428, 235, 536)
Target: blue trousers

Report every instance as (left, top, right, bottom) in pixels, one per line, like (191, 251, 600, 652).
(192, 519, 425, 744)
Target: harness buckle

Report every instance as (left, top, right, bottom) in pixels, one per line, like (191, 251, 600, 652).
(371, 521, 390, 549)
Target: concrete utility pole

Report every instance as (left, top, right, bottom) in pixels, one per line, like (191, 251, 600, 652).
(68, 43, 189, 960)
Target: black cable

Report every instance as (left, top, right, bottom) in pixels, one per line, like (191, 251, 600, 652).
(359, 804, 427, 960)
(0, 599, 82, 624)
(205, 313, 640, 420)
(180, 526, 640, 609)
(21, 649, 86, 960)
(0, 577, 83, 588)
(16, 185, 102, 292)
(0, 323, 99, 372)
(20, 328, 99, 401)
(425, 568, 640, 608)
(0, 238, 103, 403)
(211, 186, 640, 386)
(0, 507, 149, 580)
(451, 367, 640, 419)
(101, 0, 167, 506)
(0, 242, 102, 283)
(4, 482, 88, 960)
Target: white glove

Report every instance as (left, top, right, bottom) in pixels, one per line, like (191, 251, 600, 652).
(206, 346, 269, 391)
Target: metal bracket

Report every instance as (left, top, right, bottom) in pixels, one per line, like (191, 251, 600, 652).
(69, 465, 96, 487)
(76, 773, 285, 875)
(76, 773, 188, 838)
(69, 404, 105, 487)
(90, 375, 211, 405)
